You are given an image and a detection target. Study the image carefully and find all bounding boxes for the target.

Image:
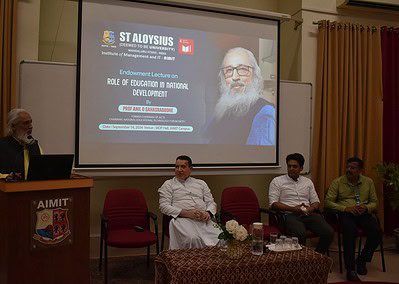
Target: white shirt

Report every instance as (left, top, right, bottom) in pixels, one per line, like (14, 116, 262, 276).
(158, 177, 217, 218)
(268, 174, 320, 208)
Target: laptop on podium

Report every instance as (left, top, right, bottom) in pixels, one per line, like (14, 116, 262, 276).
(27, 154, 74, 181)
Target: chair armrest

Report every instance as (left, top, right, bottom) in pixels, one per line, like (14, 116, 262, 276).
(263, 208, 286, 220)
(213, 212, 221, 224)
(322, 209, 342, 233)
(371, 212, 383, 228)
(313, 208, 323, 214)
(260, 207, 278, 220)
(259, 207, 273, 214)
(100, 213, 109, 239)
(323, 208, 340, 212)
(148, 211, 159, 235)
(100, 213, 108, 221)
(262, 208, 283, 215)
(260, 208, 287, 230)
(323, 209, 340, 220)
(148, 212, 158, 221)
(100, 214, 109, 228)
(219, 210, 237, 223)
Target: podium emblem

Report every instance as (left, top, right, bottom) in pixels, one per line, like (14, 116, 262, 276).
(31, 197, 73, 249)
(33, 208, 71, 244)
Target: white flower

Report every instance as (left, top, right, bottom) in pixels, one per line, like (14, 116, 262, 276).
(225, 220, 239, 234)
(233, 225, 248, 241)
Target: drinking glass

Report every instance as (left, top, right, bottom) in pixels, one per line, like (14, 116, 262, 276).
(275, 239, 283, 250)
(270, 233, 278, 244)
(285, 238, 293, 250)
(218, 239, 227, 251)
(292, 237, 299, 249)
(251, 222, 264, 256)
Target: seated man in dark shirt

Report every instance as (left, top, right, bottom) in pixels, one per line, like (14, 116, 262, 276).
(0, 109, 42, 180)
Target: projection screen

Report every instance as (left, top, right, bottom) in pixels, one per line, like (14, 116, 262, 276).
(77, 0, 279, 167)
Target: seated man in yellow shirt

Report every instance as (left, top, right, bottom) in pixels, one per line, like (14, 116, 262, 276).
(325, 157, 382, 282)
(0, 109, 42, 180)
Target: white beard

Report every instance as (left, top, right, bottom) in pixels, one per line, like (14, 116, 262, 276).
(14, 131, 34, 145)
(214, 79, 261, 121)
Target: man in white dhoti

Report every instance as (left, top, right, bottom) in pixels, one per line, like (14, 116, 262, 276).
(158, 155, 221, 249)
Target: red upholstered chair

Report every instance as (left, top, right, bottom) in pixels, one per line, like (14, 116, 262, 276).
(220, 186, 280, 240)
(99, 189, 159, 284)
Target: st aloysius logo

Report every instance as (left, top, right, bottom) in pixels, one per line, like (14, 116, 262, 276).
(31, 197, 73, 248)
(102, 30, 115, 45)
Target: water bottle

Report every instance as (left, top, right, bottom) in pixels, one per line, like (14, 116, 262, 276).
(251, 222, 264, 256)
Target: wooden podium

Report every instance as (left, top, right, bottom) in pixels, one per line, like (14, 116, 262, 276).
(0, 177, 93, 284)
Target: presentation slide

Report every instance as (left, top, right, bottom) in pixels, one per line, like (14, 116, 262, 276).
(77, 0, 279, 167)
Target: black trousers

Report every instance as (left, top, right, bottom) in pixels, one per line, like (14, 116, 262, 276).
(284, 213, 334, 254)
(340, 213, 382, 270)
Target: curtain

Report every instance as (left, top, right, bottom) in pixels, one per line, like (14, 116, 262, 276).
(0, 0, 18, 135)
(312, 21, 384, 218)
(381, 26, 399, 233)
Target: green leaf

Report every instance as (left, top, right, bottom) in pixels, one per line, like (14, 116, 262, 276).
(375, 163, 399, 209)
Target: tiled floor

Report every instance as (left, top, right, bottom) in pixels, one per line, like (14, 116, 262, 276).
(327, 245, 399, 283)
(314, 235, 399, 283)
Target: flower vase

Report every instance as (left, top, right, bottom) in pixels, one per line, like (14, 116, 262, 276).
(226, 240, 244, 259)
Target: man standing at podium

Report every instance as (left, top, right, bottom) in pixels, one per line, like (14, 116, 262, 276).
(0, 109, 42, 180)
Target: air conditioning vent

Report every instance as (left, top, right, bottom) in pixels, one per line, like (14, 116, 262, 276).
(337, 0, 399, 13)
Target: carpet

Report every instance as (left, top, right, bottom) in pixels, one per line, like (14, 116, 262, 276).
(331, 282, 399, 284)
(91, 256, 155, 284)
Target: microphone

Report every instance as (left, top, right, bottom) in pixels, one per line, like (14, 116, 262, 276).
(26, 135, 35, 145)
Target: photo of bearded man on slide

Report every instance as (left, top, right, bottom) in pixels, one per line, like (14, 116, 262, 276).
(205, 47, 276, 146)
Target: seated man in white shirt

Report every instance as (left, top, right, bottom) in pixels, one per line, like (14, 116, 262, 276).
(158, 155, 221, 249)
(268, 153, 333, 254)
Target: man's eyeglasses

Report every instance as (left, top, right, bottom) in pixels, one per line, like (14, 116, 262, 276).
(221, 64, 253, 78)
(347, 165, 360, 170)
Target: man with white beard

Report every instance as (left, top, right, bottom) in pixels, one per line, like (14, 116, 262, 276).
(205, 47, 276, 145)
(0, 109, 42, 180)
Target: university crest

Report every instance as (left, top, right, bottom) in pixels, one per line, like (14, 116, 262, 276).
(31, 197, 73, 249)
(33, 208, 71, 244)
(102, 30, 115, 45)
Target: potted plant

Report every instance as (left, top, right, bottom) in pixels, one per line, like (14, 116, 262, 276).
(375, 163, 399, 251)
